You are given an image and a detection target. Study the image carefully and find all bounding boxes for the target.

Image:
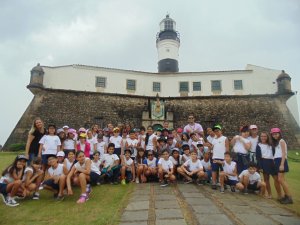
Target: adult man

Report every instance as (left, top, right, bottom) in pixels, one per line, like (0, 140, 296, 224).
(183, 114, 204, 137)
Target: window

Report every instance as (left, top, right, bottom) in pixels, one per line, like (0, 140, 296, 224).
(234, 80, 243, 90)
(179, 82, 189, 92)
(127, 79, 136, 91)
(95, 76, 106, 88)
(211, 80, 222, 91)
(153, 82, 161, 92)
(164, 20, 173, 30)
(193, 82, 201, 91)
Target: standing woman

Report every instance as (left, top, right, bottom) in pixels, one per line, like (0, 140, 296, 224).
(25, 118, 46, 164)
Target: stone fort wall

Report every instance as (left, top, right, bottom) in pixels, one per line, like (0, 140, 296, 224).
(3, 87, 300, 149)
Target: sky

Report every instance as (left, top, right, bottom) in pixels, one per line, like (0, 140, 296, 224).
(0, 0, 299, 146)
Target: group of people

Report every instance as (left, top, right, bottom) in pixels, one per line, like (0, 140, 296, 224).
(0, 114, 293, 206)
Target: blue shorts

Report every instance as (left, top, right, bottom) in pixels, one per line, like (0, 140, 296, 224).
(43, 179, 59, 190)
(248, 182, 260, 191)
(212, 159, 224, 172)
(90, 171, 100, 185)
(42, 154, 51, 165)
(204, 169, 212, 180)
(225, 179, 238, 186)
(114, 148, 121, 157)
(261, 158, 276, 176)
(274, 158, 289, 173)
(235, 153, 249, 174)
(0, 183, 7, 195)
(125, 170, 132, 182)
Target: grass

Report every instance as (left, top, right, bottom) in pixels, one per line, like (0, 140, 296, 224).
(0, 152, 134, 225)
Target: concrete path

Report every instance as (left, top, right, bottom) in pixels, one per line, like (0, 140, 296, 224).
(119, 183, 300, 225)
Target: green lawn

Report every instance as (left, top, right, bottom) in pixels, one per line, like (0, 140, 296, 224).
(0, 152, 134, 225)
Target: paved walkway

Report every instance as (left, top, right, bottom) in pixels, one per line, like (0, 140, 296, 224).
(120, 183, 300, 225)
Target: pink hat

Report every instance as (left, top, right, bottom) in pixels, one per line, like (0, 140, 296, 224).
(78, 127, 86, 133)
(68, 128, 77, 134)
(249, 125, 258, 129)
(177, 128, 183, 133)
(270, 128, 281, 134)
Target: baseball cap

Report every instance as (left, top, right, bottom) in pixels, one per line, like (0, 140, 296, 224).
(57, 151, 65, 157)
(177, 128, 183, 133)
(212, 124, 222, 131)
(63, 125, 69, 129)
(113, 127, 120, 132)
(78, 127, 86, 133)
(57, 128, 64, 134)
(249, 125, 258, 129)
(270, 128, 281, 134)
(16, 155, 28, 161)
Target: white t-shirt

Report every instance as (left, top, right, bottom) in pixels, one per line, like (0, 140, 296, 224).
(74, 158, 90, 171)
(248, 136, 259, 153)
(63, 139, 76, 150)
(223, 161, 238, 181)
(22, 167, 34, 182)
(95, 141, 106, 156)
(212, 136, 227, 159)
(138, 134, 146, 148)
(183, 159, 203, 171)
(91, 159, 101, 175)
(109, 136, 122, 148)
(274, 139, 288, 159)
(233, 136, 250, 154)
(239, 170, 261, 185)
(258, 143, 273, 159)
(103, 136, 110, 145)
(158, 158, 173, 171)
(126, 138, 139, 157)
(182, 154, 191, 162)
(64, 158, 75, 171)
(39, 135, 61, 155)
(183, 123, 203, 135)
(146, 134, 156, 151)
(169, 155, 183, 166)
(200, 159, 211, 171)
(143, 157, 157, 168)
(48, 164, 64, 176)
(0, 172, 14, 184)
(207, 135, 216, 144)
(123, 157, 134, 171)
(102, 154, 119, 168)
(87, 138, 97, 155)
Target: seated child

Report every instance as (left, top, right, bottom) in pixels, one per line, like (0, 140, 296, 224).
(0, 155, 28, 207)
(135, 148, 146, 183)
(219, 152, 239, 193)
(178, 151, 204, 184)
(64, 150, 76, 172)
(158, 149, 176, 187)
(43, 155, 68, 201)
(236, 162, 266, 196)
(143, 150, 158, 181)
(121, 149, 135, 185)
(90, 151, 102, 185)
(182, 144, 191, 162)
(169, 148, 183, 177)
(22, 157, 43, 200)
(100, 143, 121, 184)
(57, 151, 65, 164)
(67, 151, 92, 203)
(200, 150, 212, 184)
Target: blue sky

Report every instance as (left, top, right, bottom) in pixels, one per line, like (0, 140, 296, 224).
(0, 0, 299, 145)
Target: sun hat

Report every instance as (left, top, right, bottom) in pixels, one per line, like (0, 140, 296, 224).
(270, 128, 281, 134)
(79, 133, 87, 139)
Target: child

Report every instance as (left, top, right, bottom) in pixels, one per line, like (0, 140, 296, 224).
(200, 150, 212, 184)
(158, 149, 176, 187)
(138, 126, 146, 149)
(219, 152, 239, 193)
(145, 126, 157, 153)
(206, 127, 216, 145)
(95, 134, 107, 156)
(166, 135, 176, 150)
(248, 125, 259, 163)
(64, 150, 76, 172)
(86, 130, 97, 159)
(143, 150, 158, 181)
(231, 125, 251, 174)
(169, 148, 183, 176)
(57, 151, 65, 164)
(22, 157, 43, 200)
(177, 151, 204, 184)
(38, 124, 61, 171)
(90, 152, 102, 185)
(62, 128, 77, 157)
(156, 136, 168, 156)
(182, 144, 191, 162)
(0, 155, 28, 206)
(126, 129, 139, 159)
(67, 151, 92, 203)
(121, 149, 135, 185)
(270, 128, 293, 204)
(135, 148, 146, 183)
(101, 143, 121, 184)
(211, 124, 229, 189)
(256, 131, 281, 199)
(109, 127, 123, 157)
(236, 162, 266, 196)
(76, 133, 91, 158)
(43, 155, 68, 201)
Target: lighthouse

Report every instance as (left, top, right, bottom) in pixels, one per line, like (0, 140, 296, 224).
(156, 14, 180, 73)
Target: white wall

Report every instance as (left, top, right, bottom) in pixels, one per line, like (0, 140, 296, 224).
(157, 39, 180, 61)
(41, 64, 280, 97)
(286, 94, 300, 126)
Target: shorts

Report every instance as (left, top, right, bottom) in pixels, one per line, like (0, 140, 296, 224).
(28, 153, 38, 165)
(212, 159, 224, 172)
(125, 170, 132, 182)
(236, 153, 249, 174)
(114, 148, 121, 157)
(0, 183, 7, 195)
(225, 179, 238, 186)
(90, 171, 101, 185)
(247, 182, 260, 191)
(43, 179, 59, 190)
(274, 158, 289, 173)
(42, 154, 51, 165)
(261, 158, 276, 176)
(204, 169, 212, 180)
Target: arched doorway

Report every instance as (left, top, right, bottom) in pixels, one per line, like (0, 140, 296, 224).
(153, 123, 163, 131)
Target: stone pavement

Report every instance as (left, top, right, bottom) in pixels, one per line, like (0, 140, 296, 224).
(119, 183, 300, 225)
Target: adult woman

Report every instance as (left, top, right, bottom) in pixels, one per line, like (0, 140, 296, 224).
(25, 118, 46, 164)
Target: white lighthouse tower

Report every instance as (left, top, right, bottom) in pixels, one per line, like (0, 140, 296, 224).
(156, 14, 180, 73)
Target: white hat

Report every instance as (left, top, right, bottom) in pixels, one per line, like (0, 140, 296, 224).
(63, 125, 69, 129)
(249, 125, 258, 129)
(56, 151, 65, 157)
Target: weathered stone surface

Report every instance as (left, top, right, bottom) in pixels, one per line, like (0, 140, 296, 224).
(121, 210, 149, 222)
(119, 222, 148, 225)
(125, 201, 149, 211)
(155, 209, 183, 219)
(192, 205, 221, 214)
(185, 197, 213, 206)
(155, 200, 180, 209)
(270, 215, 300, 225)
(235, 213, 277, 225)
(156, 219, 187, 225)
(196, 214, 233, 225)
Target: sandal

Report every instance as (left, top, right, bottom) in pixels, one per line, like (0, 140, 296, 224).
(76, 194, 87, 204)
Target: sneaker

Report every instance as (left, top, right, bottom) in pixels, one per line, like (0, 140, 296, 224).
(96, 182, 101, 186)
(32, 192, 40, 200)
(121, 179, 126, 185)
(184, 179, 193, 184)
(160, 180, 169, 187)
(56, 195, 64, 201)
(212, 184, 217, 190)
(230, 186, 236, 192)
(135, 179, 140, 184)
(220, 187, 225, 193)
(280, 196, 293, 204)
(243, 189, 248, 195)
(5, 197, 19, 207)
(76, 194, 88, 204)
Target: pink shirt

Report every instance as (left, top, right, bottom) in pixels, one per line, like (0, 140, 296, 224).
(183, 123, 203, 135)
